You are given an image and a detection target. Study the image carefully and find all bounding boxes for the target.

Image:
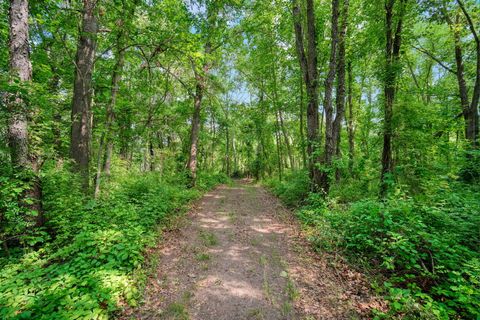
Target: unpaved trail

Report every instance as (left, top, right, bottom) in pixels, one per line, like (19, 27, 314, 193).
(122, 180, 383, 320)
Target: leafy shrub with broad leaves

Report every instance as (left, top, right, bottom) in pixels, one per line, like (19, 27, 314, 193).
(269, 173, 480, 319)
(196, 172, 230, 191)
(265, 170, 310, 207)
(0, 167, 46, 250)
(0, 165, 223, 319)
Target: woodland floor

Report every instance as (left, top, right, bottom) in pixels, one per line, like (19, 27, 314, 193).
(121, 180, 385, 320)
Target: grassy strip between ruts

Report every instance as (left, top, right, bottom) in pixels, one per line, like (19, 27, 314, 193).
(0, 167, 228, 320)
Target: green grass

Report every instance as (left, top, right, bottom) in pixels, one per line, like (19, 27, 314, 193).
(250, 237, 261, 246)
(280, 301, 292, 317)
(195, 253, 211, 261)
(165, 302, 189, 319)
(246, 308, 264, 319)
(227, 211, 238, 223)
(285, 278, 299, 301)
(199, 231, 219, 246)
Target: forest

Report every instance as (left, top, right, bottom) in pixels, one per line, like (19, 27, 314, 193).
(0, 0, 479, 319)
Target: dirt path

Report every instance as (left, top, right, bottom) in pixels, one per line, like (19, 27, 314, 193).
(122, 180, 383, 319)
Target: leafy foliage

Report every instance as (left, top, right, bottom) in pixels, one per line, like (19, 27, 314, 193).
(269, 174, 480, 319)
(264, 170, 310, 207)
(0, 167, 226, 319)
(1, 0, 480, 318)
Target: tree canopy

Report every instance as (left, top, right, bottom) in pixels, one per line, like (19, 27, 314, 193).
(1, 0, 479, 318)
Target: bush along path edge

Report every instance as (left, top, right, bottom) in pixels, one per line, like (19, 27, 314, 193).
(265, 171, 480, 320)
(0, 171, 229, 320)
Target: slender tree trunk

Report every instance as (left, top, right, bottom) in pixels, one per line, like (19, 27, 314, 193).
(94, 33, 126, 198)
(232, 133, 238, 174)
(299, 74, 307, 169)
(319, 107, 325, 146)
(70, 0, 97, 190)
(274, 113, 283, 180)
(149, 138, 155, 171)
(7, 0, 43, 226)
(279, 109, 294, 169)
(292, 0, 321, 190)
(332, 0, 349, 182)
(270, 54, 294, 170)
(103, 142, 113, 176)
(225, 127, 231, 176)
(456, 0, 479, 150)
(362, 87, 373, 158)
(380, 0, 406, 198)
(271, 76, 292, 170)
(448, 1, 479, 180)
(346, 62, 355, 175)
(48, 74, 63, 157)
(225, 106, 231, 176)
(187, 36, 213, 186)
(187, 80, 203, 185)
(209, 113, 216, 170)
(448, 13, 471, 143)
(320, 0, 340, 194)
(119, 113, 131, 161)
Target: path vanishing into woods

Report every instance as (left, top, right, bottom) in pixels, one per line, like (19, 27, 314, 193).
(121, 180, 384, 320)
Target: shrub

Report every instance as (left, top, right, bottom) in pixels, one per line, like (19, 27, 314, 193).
(0, 166, 222, 319)
(265, 170, 310, 207)
(271, 177, 480, 319)
(196, 171, 230, 191)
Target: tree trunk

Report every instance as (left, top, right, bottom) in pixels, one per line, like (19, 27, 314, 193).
(346, 62, 355, 175)
(224, 104, 231, 177)
(149, 139, 155, 171)
(453, 1, 479, 180)
(225, 125, 231, 176)
(332, 0, 349, 182)
(103, 142, 112, 176)
(269, 51, 295, 170)
(456, 0, 479, 149)
(209, 113, 216, 170)
(320, 0, 340, 194)
(292, 0, 321, 190)
(70, 0, 97, 190)
(119, 117, 131, 161)
(279, 108, 294, 169)
(299, 74, 307, 169)
(187, 80, 203, 186)
(187, 24, 213, 185)
(7, 0, 43, 226)
(447, 13, 471, 143)
(232, 133, 238, 174)
(94, 30, 127, 198)
(380, 0, 406, 198)
(274, 113, 283, 180)
(362, 87, 373, 158)
(48, 74, 63, 157)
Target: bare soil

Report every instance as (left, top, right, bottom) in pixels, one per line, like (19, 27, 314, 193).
(121, 180, 384, 320)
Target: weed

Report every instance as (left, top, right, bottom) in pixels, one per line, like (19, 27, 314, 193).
(199, 231, 219, 246)
(280, 301, 292, 317)
(164, 302, 189, 320)
(246, 308, 264, 319)
(195, 252, 211, 261)
(285, 278, 299, 301)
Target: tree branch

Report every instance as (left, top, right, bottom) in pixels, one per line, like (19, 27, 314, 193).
(412, 45, 456, 74)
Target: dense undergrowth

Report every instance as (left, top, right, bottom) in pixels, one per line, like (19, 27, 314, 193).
(266, 170, 480, 319)
(0, 161, 228, 319)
